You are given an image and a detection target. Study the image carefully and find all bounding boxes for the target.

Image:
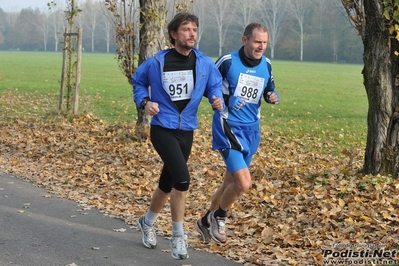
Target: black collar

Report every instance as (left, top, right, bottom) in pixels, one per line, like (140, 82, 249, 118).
(239, 46, 261, 67)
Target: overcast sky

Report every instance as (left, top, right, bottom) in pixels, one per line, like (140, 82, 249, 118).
(0, 0, 53, 11)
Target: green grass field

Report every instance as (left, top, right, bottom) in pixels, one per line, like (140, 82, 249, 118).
(3, 54, 399, 266)
(0, 51, 367, 149)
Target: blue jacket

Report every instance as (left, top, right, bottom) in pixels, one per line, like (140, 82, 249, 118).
(132, 48, 224, 131)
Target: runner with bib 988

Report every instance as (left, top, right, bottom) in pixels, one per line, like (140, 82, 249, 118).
(195, 22, 280, 245)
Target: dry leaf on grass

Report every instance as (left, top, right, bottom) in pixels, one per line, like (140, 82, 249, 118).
(1, 112, 398, 266)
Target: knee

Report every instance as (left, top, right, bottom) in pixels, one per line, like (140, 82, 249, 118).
(159, 178, 173, 193)
(236, 179, 251, 194)
(159, 184, 172, 193)
(232, 172, 251, 194)
(173, 179, 190, 191)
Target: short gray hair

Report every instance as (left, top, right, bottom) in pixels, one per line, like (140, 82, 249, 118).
(243, 23, 268, 39)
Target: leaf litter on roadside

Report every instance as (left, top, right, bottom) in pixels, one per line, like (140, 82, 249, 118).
(1, 100, 399, 265)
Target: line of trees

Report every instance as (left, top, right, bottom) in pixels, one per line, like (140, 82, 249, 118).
(0, 0, 363, 63)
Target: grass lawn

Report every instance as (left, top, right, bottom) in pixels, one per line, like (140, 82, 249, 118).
(5, 52, 398, 266)
(0, 51, 367, 150)
(270, 60, 367, 150)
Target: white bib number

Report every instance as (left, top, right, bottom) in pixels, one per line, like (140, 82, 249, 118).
(234, 73, 264, 104)
(163, 70, 194, 101)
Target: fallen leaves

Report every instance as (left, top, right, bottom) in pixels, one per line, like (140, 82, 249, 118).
(1, 93, 399, 266)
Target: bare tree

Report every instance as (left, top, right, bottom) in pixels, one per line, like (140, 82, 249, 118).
(315, 0, 327, 36)
(138, 0, 167, 62)
(259, 0, 287, 59)
(5, 11, 19, 28)
(207, 0, 234, 56)
(104, 0, 167, 137)
(36, 10, 50, 51)
(176, 1, 193, 14)
(287, 0, 311, 61)
(232, 0, 262, 32)
(167, 0, 193, 20)
(341, 0, 399, 177)
(192, 0, 207, 49)
(82, 0, 98, 52)
(98, 1, 113, 53)
(135, 0, 167, 136)
(323, 0, 350, 62)
(74, 9, 84, 31)
(104, 0, 140, 82)
(48, 3, 65, 51)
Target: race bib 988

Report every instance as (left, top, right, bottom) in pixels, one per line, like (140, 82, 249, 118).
(234, 73, 264, 104)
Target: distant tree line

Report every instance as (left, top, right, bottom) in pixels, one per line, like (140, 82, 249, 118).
(0, 0, 363, 63)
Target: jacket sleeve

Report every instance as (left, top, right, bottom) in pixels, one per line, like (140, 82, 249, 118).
(205, 63, 225, 109)
(132, 60, 151, 107)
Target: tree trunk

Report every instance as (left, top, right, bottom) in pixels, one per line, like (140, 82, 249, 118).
(136, 0, 167, 137)
(138, 0, 167, 63)
(362, 1, 399, 177)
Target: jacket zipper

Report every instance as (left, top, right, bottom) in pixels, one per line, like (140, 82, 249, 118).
(156, 53, 183, 130)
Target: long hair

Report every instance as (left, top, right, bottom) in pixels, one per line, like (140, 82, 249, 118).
(167, 12, 199, 46)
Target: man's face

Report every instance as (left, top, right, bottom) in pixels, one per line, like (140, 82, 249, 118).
(172, 21, 197, 51)
(242, 28, 268, 60)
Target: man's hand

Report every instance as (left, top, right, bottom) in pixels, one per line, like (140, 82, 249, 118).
(145, 101, 159, 116)
(211, 95, 224, 111)
(267, 91, 280, 105)
(228, 96, 246, 110)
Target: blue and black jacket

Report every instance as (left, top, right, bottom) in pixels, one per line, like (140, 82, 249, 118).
(132, 48, 224, 131)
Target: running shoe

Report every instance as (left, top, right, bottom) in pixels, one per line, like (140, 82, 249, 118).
(136, 216, 157, 249)
(170, 234, 189, 260)
(208, 210, 227, 244)
(194, 218, 211, 243)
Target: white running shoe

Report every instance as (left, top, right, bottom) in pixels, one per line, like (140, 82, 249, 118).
(136, 216, 157, 249)
(170, 234, 189, 260)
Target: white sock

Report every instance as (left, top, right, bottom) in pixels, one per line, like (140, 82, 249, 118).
(144, 210, 157, 226)
(172, 221, 184, 236)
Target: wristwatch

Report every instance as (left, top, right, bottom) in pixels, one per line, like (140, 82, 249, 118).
(140, 97, 150, 109)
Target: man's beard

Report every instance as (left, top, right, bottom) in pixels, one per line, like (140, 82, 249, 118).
(177, 41, 195, 51)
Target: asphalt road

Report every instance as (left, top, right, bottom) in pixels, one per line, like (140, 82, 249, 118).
(0, 174, 241, 266)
